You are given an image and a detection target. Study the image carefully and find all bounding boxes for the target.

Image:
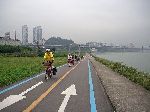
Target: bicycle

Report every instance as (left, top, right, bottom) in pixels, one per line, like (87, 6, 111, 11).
(43, 62, 53, 81)
(68, 58, 74, 67)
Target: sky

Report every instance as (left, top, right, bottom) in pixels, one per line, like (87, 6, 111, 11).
(0, 0, 150, 47)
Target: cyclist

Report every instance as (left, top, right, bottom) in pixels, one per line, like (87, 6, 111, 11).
(67, 53, 72, 67)
(43, 49, 57, 75)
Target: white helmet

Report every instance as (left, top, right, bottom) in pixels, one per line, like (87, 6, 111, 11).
(46, 49, 50, 52)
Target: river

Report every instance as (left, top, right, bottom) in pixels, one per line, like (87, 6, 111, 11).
(96, 52, 150, 73)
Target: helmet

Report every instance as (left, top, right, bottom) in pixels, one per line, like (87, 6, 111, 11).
(46, 49, 50, 52)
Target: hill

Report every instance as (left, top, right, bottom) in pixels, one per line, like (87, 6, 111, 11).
(44, 37, 74, 46)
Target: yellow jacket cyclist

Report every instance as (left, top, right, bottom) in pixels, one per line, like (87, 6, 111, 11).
(44, 49, 54, 63)
(44, 49, 57, 75)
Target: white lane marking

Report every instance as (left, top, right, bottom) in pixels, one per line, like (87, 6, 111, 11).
(0, 73, 45, 95)
(0, 63, 67, 95)
(58, 84, 77, 112)
(0, 81, 43, 110)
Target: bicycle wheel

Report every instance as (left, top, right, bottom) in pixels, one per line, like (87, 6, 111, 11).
(45, 74, 48, 81)
(47, 70, 52, 78)
(49, 73, 52, 78)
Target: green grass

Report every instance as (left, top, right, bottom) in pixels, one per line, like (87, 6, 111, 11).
(94, 56, 150, 91)
(0, 56, 67, 87)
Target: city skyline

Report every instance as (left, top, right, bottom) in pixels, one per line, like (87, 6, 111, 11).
(0, 27, 149, 49)
(0, 26, 149, 48)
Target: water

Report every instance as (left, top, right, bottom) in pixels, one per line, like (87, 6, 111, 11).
(96, 52, 150, 73)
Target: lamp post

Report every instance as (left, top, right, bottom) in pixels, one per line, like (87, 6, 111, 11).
(78, 44, 81, 56)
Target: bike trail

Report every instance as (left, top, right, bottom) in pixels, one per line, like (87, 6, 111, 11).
(0, 56, 114, 112)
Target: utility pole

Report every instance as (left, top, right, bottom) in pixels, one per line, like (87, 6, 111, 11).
(142, 45, 144, 53)
(14, 30, 16, 40)
(78, 44, 81, 56)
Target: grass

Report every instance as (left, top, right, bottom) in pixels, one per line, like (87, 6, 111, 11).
(94, 56, 150, 91)
(0, 56, 67, 87)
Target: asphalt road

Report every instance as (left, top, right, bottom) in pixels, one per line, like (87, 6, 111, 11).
(0, 56, 114, 112)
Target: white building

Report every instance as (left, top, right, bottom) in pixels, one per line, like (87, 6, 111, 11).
(86, 42, 103, 47)
(5, 32, 11, 39)
(33, 26, 42, 45)
(22, 25, 28, 45)
(0, 37, 21, 46)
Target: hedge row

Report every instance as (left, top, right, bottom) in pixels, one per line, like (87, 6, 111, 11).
(95, 57, 150, 90)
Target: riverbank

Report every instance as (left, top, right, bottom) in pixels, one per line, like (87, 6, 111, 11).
(96, 52, 150, 73)
(90, 57, 150, 112)
(94, 56, 150, 91)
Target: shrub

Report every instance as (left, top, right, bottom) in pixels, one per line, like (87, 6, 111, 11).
(95, 56, 150, 91)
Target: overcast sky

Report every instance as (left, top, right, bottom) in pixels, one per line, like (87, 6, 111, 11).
(0, 0, 150, 47)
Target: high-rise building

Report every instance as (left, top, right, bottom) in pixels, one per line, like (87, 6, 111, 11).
(33, 26, 42, 45)
(33, 27, 37, 44)
(22, 25, 28, 45)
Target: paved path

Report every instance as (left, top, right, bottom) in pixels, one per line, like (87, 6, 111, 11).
(0, 56, 114, 112)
